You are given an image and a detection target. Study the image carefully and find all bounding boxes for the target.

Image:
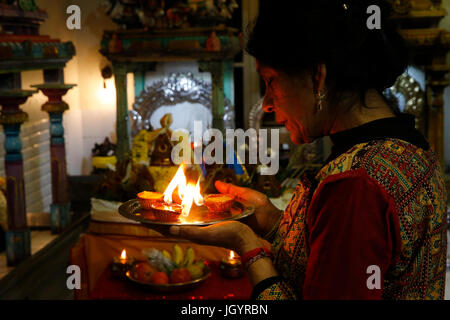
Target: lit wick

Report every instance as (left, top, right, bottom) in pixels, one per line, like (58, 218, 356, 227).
(111, 249, 135, 278)
(219, 250, 243, 278)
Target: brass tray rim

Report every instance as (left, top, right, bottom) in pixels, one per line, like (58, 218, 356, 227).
(125, 265, 211, 291)
(118, 198, 255, 226)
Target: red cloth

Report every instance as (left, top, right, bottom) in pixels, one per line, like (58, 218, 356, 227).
(70, 233, 245, 299)
(89, 261, 252, 300)
(303, 170, 401, 299)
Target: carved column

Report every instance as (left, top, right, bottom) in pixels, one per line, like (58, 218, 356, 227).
(113, 64, 130, 162)
(426, 52, 449, 171)
(0, 89, 36, 266)
(427, 79, 448, 171)
(31, 84, 76, 233)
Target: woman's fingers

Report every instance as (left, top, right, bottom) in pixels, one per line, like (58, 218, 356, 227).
(215, 180, 268, 206)
(215, 180, 235, 194)
(169, 222, 243, 251)
(169, 225, 210, 240)
(215, 180, 248, 198)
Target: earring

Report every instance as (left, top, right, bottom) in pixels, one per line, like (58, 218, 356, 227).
(316, 91, 325, 112)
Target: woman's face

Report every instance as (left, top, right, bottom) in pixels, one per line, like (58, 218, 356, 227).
(258, 62, 327, 145)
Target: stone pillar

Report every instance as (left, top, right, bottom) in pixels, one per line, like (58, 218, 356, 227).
(31, 83, 76, 233)
(0, 89, 36, 266)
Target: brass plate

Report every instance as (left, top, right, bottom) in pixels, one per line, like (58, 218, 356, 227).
(118, 199, 255, 226)
(125, 265, 211, 293)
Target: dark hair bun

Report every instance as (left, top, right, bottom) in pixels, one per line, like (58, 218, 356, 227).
(246, 0, 409, 92)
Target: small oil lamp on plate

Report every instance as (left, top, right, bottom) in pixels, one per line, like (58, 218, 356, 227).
(111, 249, 135, 278)
(219, 250, 244, 279)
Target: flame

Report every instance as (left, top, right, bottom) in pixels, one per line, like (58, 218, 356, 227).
(163, 163, 186, 204)
(181, 182, 196, 216)
(194, 177, 204, 206)
(163, 164, 204, 216)
(229, 250, 236, 260)
(120, 249, 127, 260)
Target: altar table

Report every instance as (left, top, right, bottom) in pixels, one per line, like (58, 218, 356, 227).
(70, 230, 253, 300)
(89, 261, 252, 300)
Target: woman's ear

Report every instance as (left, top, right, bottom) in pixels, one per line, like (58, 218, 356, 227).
(314, 63, 327, 94)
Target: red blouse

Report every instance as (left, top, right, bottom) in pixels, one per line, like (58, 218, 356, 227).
(303, 170, 401, 299)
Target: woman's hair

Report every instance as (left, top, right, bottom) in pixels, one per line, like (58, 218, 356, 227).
(246, 0, 410, 109)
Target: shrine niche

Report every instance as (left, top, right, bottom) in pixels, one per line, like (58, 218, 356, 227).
(100, 0, 241, 163)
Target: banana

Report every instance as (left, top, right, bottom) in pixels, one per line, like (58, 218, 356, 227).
(173, 244, 184, 266)
(193, 260, 205, 271)
(182, 247, 195, 267)
(187, 264, 203, 279)
(162, 249, 172, 261)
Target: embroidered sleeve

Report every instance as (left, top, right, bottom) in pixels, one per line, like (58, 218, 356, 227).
(252, 276, 297, 300)
(255, 281, 297, 300)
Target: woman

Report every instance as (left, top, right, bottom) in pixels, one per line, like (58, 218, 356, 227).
(170, 0, 448, 299)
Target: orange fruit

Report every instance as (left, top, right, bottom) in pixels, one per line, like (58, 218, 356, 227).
(132, 262, 155, 282)
(149, 271, 169, 284)
(170, 268, 192, 284)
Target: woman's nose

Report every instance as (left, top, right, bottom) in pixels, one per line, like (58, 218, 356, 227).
(262, 95, 274, 113)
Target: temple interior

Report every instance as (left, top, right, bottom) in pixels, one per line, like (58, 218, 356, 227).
(0, 0, 449, 300)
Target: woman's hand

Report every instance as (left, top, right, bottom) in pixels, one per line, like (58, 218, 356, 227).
(169, 221, 264, 256)
(169, 221, 280, 286)
(214, 180, 283, 237)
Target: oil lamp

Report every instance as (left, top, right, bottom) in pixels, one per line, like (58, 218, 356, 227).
(111, 249, 135, 277)
(219, 250, 243, 279)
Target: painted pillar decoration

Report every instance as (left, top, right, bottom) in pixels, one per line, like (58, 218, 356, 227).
(31, 84, 76, 233)
(0, 89, 36, 266)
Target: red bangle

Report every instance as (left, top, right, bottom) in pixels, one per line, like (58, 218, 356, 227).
(241, 247, 274, 269)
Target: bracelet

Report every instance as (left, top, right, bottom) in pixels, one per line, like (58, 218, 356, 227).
(263, 210, 283, 242)
(241, 247, 274, 270)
